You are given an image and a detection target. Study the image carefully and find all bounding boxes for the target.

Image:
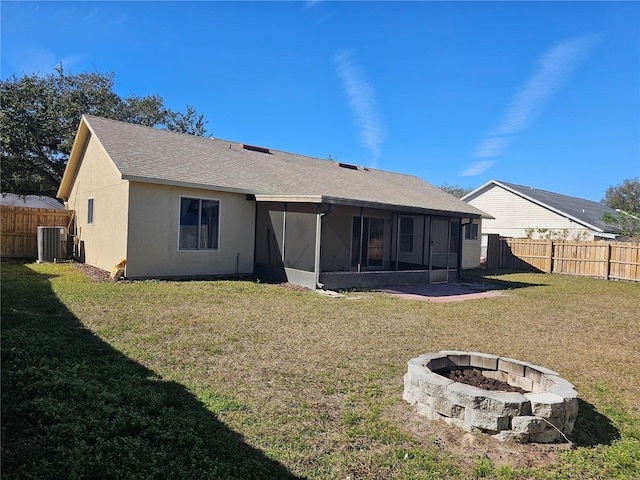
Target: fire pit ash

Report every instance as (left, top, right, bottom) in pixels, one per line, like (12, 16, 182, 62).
(403, 351, 578, 443)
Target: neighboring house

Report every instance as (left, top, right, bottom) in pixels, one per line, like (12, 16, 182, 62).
(462, 180, 620, 243)
(57, 115, 487, 289)
(1, 193, 64, 209)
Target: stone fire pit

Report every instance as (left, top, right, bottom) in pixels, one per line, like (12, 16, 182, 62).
(403, 351, 578, 443)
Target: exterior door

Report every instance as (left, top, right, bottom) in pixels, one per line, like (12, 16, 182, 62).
(351, 216, 384, 269)
(430, 218, 450, 283)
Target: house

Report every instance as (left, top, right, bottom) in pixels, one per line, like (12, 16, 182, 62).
(462, 180, 620, 243)
(1, 193, 64, 209)
(57, 115, 487, 289)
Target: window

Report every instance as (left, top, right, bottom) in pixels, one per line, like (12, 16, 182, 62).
(399, 216, 414, 253)
(179, 197, 220, 250)
(465, 222, 479, 240)
(87, 198, 94, 224)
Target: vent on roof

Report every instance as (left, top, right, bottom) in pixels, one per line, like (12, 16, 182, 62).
(336, 162, 369, 172)
(243, 144, 270, 154)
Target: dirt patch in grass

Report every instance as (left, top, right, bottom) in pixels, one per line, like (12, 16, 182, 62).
(386, 402, 568, 470)
(73, 263, 111, 282)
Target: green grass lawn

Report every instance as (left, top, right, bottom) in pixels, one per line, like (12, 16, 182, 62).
(2, 262, 639, 479)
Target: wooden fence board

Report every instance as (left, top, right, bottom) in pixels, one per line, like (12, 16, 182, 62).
(489, 237, 640, 282)
(1, 206, 74, 259)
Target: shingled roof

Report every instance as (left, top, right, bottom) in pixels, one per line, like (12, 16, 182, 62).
(59, 115, 486, 218)
(463, 180, 619, 234)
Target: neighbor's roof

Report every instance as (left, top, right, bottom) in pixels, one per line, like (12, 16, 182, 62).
(1, 193, 64, 209)
(58, 115, 487, 218)
(462, 179, 618, 233)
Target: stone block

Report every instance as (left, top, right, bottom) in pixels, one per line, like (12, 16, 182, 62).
(407, 364, 430, 382)
(443, 416, 480, 433)
(485, 391, 530, 416)
(464, 408, 509, 431)
(547, 384, 578, 401)
(468, 352, 499, 370)
(416, 402, 442, 420)
(524, 366, 543, 385)
(418, 352, 449, 364)
(507, 373, 533, 392)
(492, 430, 529, 443)
(525, 392, 565, 419)
(417, 392, 434, 406)
(529, 428, 562, 443)
(426, 356, 450, 372)
(483, 370, 508, 383)
(402, 390, 416, 404)
(498, 358, 526, 376)
(541, 374, 575, 391)
(512, 416, 547, 434)
(421, 372, 454, 397)
(449, 354, 470, 367)
(529, 364, 559, 376)
(433, 396, 465, 419)
(446, 382, 488, 409)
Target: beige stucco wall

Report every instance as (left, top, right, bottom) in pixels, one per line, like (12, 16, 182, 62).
(125, 182, 255, 278)
(65, 133, 129, 272)
(462, 219, 482, 269)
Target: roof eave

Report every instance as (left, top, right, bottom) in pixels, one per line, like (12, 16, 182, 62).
(57, 116, 92, 200)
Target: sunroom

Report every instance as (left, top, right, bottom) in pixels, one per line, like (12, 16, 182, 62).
(253, 195, 479, 290)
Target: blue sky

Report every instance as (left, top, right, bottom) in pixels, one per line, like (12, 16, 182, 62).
(2, 1, 639, 202)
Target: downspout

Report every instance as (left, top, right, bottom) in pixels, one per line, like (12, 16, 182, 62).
(358, 208, 364, 272)
(395, 213, 400, 271)
(315, 203, 333, 289)
(282, 203, 287, 267)
(421, 214, 427, 267)
(457, 219, 465, 281)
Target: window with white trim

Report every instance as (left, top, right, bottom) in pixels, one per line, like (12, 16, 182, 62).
(399, 216, 414, 253)
(179, 197, 220, 250)
(87, 198, 94, 224)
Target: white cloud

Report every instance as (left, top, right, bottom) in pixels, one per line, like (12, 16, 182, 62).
(473, 137, 509, 158)
(470, 35, 600, 168)
(8, 48, 70, 75)
(461, 160, 496, 176)
(494, 35, 600, 136)
(334, 50, 385, 165)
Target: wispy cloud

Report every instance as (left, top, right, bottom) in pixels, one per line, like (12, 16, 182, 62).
(334, 50, 385, 165)
(461, 160, 495, 177)
(465, 35, 600, 175)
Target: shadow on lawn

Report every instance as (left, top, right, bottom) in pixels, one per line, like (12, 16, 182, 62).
(571, 399, 621, 447)
(1, 264, 301, 479)
(461, 269, 549, 291)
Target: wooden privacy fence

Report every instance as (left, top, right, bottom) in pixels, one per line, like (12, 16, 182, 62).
(1, 205, 74, 259)
(486, 235, 640, 282)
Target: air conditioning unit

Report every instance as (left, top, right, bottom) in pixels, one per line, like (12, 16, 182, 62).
(37, 226, 67, 263)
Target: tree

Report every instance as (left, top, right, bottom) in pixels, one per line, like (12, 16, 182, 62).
(601, 177, 640, 240)
(438, 183, 473, 199)
(601, 177, 640, 213)
(1, 66, 209, 197)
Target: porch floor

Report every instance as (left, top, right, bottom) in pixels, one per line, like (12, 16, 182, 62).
(375, 282, 504, 303)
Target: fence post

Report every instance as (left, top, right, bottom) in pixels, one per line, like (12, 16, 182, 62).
(485, 234, 500, 270)
(546, 240, 554, 273)
(604, 243, 611, 280)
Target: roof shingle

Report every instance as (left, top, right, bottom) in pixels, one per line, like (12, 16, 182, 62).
(80, 115, 485, 217)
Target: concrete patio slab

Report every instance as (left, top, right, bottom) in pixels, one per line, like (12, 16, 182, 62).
(376, 283, 504, 303)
